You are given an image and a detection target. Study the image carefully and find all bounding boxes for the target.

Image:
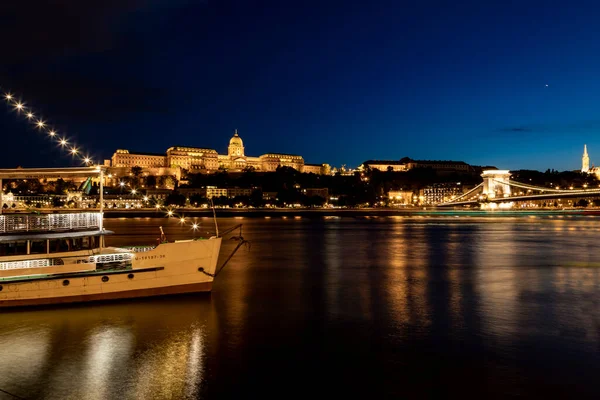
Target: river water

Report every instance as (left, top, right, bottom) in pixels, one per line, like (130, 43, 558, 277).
(1, 214, 599, 399)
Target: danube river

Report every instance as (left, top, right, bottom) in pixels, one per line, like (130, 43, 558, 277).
(1, 214, 599, 399)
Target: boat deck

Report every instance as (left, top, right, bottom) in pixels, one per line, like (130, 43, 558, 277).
(0, 212, 102, 235)
(0, 229, 113, 243)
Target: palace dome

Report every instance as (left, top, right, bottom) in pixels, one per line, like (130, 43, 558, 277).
(229, 130, 243, 147)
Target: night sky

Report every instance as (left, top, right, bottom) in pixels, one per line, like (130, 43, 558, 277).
(2, 0, 600, 171)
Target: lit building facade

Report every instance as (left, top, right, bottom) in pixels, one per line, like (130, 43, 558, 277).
(109, 130, 327, 176)
(581, 144, 600, 179)
(420, 183, 463, 205)
(111, 150, 166, 168)
(166, 147, 219, 171)
(205, 187, 253, 199)
(302, 188, 329, 199)
(387, 190, 414, 205)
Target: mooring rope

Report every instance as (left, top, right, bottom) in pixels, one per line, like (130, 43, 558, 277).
(0, 387, 27, 400)
(199, 225, 250, 278)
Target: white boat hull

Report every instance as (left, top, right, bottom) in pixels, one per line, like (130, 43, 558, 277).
(0, 238, 222, 307)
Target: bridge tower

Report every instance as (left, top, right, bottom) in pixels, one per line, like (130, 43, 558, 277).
(481, 170, 511, 199)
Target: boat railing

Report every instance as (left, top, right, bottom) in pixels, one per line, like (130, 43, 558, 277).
(76, 253, 134, 264)
(0, 252, 134, 271)
(0, 212, 101, 234)
(0, 258, 55, 271)
(119, 245, 157, 253)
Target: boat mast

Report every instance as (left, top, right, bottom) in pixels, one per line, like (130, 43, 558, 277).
(99, 166, 104, 249)
(211, 198, 219, 237)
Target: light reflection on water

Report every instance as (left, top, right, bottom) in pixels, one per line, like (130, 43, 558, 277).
(0, 215, 599, 399)
(0, 297, 215, 400)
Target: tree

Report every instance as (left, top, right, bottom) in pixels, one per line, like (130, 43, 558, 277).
(302, 195, 326, 208)
(88, 182, 99, 195)
(145, 175, 157, 188)
(131, 166, 143, 187)
(231, 195, 250, 207)
(159, 175, 177, 189)
(189, 194, 208, 207)
(212, 195, 230, 206)
(131, 166, 143, 176)
(53, 179, 76, 194)
(52, 197, 65, 208)
(165, 192, 186, 207)
(250, 189, 265, 207)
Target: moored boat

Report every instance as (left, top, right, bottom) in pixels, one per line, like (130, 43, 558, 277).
(0, 167, 243, 307)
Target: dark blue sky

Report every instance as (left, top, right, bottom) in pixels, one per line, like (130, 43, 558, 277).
(1, 0, 600, 171)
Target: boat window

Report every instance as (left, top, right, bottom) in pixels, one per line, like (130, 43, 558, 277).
(71, 238, 83, 251)
(82, 236, 97, 250)
(29, 240, 47, 255)
(48, 237, 98, 253)
(0, 241, 27, 256)
(50, 239, 70, 253)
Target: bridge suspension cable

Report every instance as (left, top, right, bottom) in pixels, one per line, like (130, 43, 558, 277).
(502, 179, 566, 193)
(439, 182, 483, 204)
(496, 179, 589, 193)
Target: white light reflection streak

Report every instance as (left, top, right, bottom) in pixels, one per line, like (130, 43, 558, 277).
(184, 327, 205, 398)
(83, 327, 134, 400)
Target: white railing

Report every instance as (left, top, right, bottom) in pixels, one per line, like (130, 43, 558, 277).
(0, 252, 134, 271)
(76, 253, 134, 264)
(0, 258, 54, 271)
(119, 246, 156, 253)
(0, 213, 101, 234)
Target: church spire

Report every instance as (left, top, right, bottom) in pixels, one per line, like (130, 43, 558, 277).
(582, 144, 590, 173)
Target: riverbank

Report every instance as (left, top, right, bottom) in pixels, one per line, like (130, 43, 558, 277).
(101, 207, 595, 218)
(3, 207, 595, 219)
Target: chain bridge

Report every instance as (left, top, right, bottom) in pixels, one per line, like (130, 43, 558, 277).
(438, 170, 600, 208)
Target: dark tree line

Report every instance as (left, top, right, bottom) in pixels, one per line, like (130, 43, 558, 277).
(175, 166, 483, 207)
(511, 169, 599, 189)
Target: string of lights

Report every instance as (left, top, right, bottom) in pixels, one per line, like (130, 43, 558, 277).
(2, 90, 207, 233)
(3, 92, 91, 165)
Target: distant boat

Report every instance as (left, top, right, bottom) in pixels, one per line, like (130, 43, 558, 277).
(0, 167, 244, 308)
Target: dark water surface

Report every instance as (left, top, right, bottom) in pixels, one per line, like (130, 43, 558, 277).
(1, 215, 599, 399)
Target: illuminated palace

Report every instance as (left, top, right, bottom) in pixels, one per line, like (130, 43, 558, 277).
(108, 130, 328, 177)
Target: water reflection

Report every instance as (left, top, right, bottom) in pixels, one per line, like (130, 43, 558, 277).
(0, 296, 215, 400)
(131, 324, 205, 399)
(0, 327, 51, 397)
(0, 216, 599, 398)
(474, 220, 521, 341)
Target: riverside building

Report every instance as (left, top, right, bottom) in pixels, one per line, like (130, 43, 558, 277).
(360, 157, 472, 173)
(581, 144, 600, 179)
